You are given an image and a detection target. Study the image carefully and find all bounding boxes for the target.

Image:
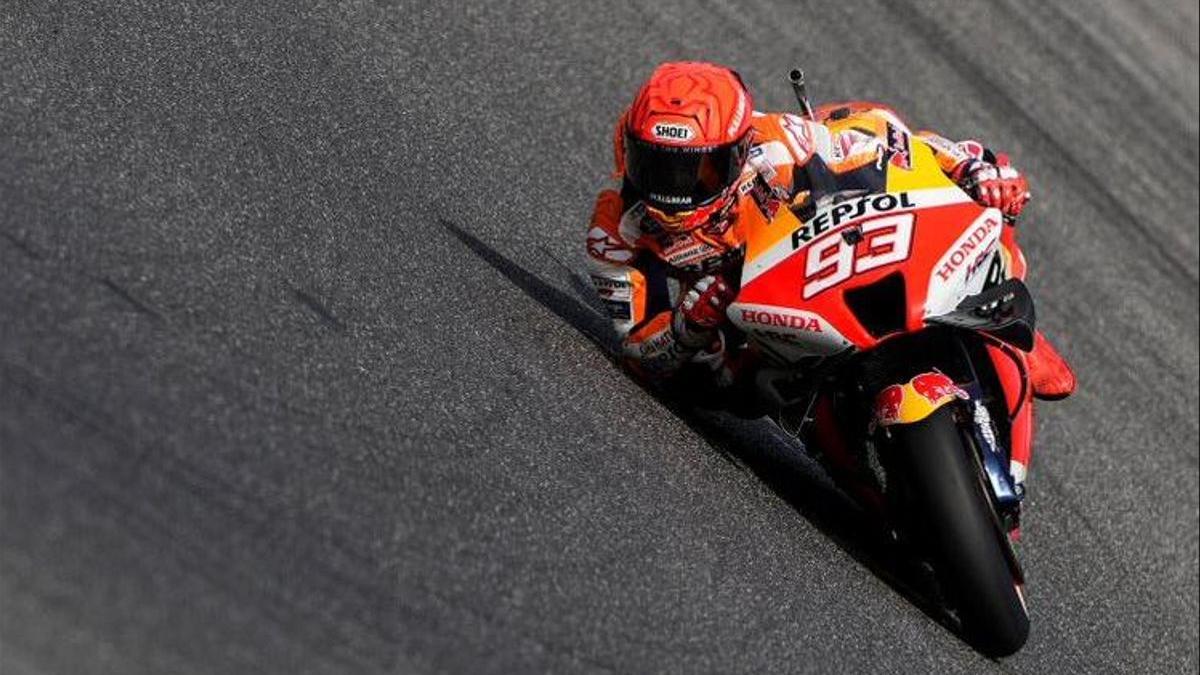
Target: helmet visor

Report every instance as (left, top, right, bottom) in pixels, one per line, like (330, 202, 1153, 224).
(624, 133, 749, 213)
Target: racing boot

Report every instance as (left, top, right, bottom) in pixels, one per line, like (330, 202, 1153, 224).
(1028, 330, 1076, 400)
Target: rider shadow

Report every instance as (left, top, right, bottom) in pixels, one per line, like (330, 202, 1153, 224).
(439, 218, 960, 639)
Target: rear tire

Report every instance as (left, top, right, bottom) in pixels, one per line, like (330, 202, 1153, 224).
(891, 406, 1029, 657)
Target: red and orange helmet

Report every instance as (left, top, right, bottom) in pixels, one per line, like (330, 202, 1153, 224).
(621, 61, 754, 231)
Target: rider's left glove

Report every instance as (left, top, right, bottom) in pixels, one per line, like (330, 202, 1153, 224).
(959, 159, 1031, 219)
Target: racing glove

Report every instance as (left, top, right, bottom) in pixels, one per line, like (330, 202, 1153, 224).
(958, 158, 1031, 220)
(672, 274, 735, 349)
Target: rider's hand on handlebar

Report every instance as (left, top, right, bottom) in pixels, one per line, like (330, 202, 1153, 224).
(673, 275, 735, 349)
(678, 275, 735, 328)
(960, 160, 1031, 220)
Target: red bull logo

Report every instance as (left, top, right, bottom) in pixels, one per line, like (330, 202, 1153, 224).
(911, 372, 966, 404)
(874, 372, 967, 427)
(876, 385, 905, 425)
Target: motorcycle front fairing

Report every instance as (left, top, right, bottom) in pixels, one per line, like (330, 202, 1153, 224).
(729, 137, 1008, 359)
(728, 132, 1030, 511)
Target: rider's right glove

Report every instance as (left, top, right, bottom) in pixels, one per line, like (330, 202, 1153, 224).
(672, 275, 735, 349)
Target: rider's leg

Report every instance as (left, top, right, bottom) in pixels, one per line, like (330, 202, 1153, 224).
(1001, 232, 1076, 401)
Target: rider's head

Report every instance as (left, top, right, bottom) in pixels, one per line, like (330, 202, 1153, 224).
(622, 61, 754, 233)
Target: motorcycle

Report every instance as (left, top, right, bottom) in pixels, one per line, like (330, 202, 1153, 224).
(729, 73, 1037, 656)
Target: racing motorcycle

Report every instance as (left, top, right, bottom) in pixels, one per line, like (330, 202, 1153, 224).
(730, 72, 1036, 656)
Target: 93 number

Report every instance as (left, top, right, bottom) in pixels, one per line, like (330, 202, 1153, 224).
(802, 214, 915, 299)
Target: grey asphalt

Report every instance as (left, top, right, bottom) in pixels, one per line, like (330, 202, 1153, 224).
(1, 1, 1197, 673)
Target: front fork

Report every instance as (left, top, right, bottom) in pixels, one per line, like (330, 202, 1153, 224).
(963, 388, 1024, 536)
(984, 341, 1034, 495)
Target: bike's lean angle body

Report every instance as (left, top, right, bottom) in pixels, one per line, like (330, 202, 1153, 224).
(730, 106, 1037, 655)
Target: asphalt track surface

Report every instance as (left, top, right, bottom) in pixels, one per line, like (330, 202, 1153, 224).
(2, 1, 1198, 673)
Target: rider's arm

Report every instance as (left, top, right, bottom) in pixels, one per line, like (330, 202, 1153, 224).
(916, 130, 1031, 218)
(585, 190, 707, 378)
(915, 130, 977, 179)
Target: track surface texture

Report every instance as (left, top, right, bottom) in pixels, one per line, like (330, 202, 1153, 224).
(2, 1, 1198, 673)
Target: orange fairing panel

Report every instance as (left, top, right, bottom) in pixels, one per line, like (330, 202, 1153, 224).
(874, 372, 968, 427)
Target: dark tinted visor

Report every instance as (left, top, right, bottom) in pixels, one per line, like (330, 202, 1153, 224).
(624, 133, 749, 213)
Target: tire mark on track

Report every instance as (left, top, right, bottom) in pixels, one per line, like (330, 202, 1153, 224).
(292, 287, 346, 332)
(99, 277, 163, 322)
(1, 231, 44, 261)
(3, 229, 167, 324)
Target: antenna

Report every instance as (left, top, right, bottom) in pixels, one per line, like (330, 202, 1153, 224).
(788, 68, 816, 121)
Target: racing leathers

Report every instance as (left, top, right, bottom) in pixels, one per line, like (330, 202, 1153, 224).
(585, 103, 1075, 398)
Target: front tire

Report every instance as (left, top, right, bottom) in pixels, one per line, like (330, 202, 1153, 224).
(891, 406, 1029, 657)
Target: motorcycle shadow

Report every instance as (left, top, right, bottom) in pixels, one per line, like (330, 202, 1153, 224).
(441, 218, 962, 642)
(676, 406, 960, 634)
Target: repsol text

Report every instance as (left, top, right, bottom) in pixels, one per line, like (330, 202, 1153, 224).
(791, 192, 916, 249)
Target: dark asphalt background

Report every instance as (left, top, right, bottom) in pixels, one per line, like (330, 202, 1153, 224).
(2, 1, 1197, 673)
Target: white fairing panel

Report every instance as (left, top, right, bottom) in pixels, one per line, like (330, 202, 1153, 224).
(924, 207, 1005, 319)
(727, 302, 853, 360)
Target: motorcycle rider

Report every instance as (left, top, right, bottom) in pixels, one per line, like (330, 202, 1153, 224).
(585, 61, 1076, 402)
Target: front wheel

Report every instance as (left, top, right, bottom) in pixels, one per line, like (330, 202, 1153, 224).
(891, 406, 1029, 656)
